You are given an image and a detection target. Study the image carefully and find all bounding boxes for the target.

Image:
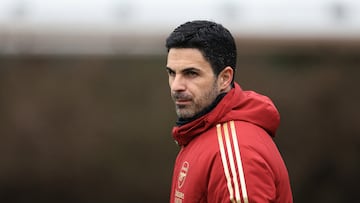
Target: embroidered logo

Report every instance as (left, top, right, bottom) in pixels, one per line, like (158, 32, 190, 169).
(177, 161, 189, 189)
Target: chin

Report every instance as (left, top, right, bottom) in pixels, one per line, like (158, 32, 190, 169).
(177, 111, 195, 120)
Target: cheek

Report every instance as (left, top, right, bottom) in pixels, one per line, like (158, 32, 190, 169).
(168, 77, 174, 88)
(191, 83, 209, 98)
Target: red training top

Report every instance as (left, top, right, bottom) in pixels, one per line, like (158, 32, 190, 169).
(170, 83, 293, 203)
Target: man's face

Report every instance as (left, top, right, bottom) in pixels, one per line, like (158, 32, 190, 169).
(166, 48, 221, 119)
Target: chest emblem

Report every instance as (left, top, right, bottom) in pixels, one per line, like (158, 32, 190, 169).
(177, 161, 189, 189)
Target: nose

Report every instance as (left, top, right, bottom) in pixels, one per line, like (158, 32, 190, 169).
(170, 75, 186, 92)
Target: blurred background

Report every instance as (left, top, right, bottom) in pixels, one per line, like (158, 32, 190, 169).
(0, 0, 359, 202)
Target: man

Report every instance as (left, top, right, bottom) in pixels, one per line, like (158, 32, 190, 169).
(165, 20, 293, 203)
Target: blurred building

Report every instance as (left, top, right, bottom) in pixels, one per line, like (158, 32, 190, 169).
(0, 0, 359, 55)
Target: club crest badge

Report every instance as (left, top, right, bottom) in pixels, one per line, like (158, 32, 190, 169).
(177, 161, 189, 189)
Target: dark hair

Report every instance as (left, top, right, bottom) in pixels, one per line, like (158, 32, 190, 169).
(166, 20, 237, 84)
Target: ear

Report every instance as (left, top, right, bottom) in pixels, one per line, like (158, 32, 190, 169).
(218, 66, 234, 92)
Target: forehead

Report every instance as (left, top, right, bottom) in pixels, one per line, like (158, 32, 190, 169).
(167, 48, 212, 71)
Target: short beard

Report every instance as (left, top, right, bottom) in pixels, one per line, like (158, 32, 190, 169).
(174, 79, 219, 119)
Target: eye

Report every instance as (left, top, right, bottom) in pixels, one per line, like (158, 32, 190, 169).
(184, 70, 199, 77)
(166, 68, 175, 77)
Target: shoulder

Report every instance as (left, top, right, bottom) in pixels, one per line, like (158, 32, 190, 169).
(215, 120, 273, 147)
(213, 120, 283, 171)
(210, 121, 289, 202)
(192, 120, 272, 152)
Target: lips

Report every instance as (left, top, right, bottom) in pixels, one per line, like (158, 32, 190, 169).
(172, 92, 192, 105)
(175, 99, 191, 106)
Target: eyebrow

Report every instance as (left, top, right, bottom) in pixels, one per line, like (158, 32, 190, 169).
(166, 67, 200, 73)
(183, 67, 199, 72)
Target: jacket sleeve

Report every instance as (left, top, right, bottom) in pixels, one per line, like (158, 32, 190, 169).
(207, 146, 276, 202)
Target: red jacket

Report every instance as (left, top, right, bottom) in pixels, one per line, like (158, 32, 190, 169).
(170, 83, 293, 203)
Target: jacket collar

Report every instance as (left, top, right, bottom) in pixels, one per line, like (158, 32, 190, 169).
(172, 82, 280, 146)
